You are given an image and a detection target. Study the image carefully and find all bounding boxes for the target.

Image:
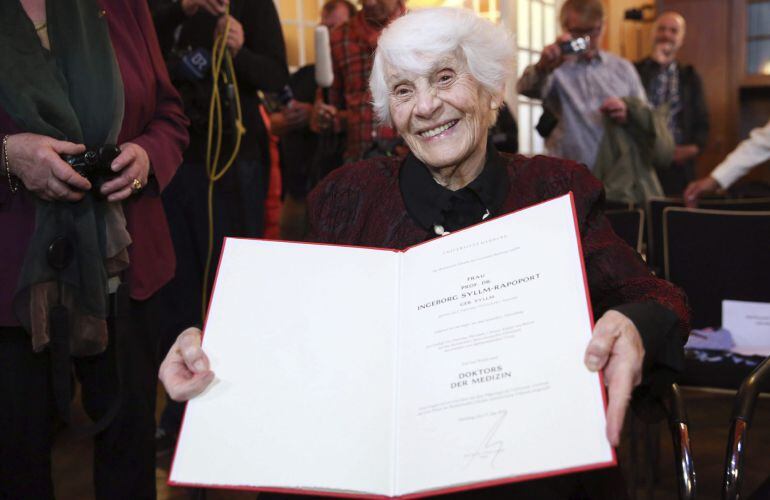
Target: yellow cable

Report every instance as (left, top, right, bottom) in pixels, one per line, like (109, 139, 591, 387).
(201, 7, 246, 321)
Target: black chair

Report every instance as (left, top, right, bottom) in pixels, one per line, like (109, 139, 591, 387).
(646, 197, 685, 273)
(627, 383, 696, 500)
(604, 200, 635, 211)
(646, 197, 770, 275)
(605, 209, 645, 254)
(723, 356, 770, 500)
(663, 208, 770, 329)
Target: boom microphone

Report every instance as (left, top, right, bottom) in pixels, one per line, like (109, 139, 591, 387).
(314, 25, 334, 102)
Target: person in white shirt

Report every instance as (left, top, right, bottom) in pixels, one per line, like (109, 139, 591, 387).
(684, 119, 770, 205)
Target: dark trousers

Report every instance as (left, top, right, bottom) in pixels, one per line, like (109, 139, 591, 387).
(0, 295, 160, 500)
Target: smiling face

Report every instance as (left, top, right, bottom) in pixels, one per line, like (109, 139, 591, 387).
(386, 54, 499, 182)
(653, 12, 685, 58)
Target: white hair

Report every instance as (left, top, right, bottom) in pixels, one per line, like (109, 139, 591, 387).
(369, 8, 515, 125)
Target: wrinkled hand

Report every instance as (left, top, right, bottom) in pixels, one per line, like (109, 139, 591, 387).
(215, 15, 244, 57)
(584, 310, 645, 447)
(600, 97, 628, 124)
(5, 133, 91, 201)
(683, 176, 720, 207)
(180, 0, 228, 16)
(310, 97, 339, 133)
(159, 327, 215, 402)
(99, 142, 150, 202)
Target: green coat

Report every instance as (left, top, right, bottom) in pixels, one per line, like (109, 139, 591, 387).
(593, 97, 674, 205)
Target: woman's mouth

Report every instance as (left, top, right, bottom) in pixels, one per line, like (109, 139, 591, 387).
(418, 119, 459, 139)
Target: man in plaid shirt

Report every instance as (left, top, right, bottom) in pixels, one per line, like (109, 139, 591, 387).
(313, 0, 406, 163)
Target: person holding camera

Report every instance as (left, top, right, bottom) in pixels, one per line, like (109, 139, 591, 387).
(0, 0, 188, 498)
(518, 0, 673, 205)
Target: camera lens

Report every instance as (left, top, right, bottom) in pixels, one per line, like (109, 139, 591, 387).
(84, 150, 98, 165)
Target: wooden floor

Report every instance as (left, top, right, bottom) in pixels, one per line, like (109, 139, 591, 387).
(51, 387, 770, 499)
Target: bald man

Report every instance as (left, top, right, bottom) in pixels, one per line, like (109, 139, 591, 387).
(635, 12, 710, 196)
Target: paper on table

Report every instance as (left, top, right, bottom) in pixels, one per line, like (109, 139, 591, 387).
(723, 300, 770, 356)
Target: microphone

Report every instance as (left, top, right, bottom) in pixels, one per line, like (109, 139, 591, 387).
(314, 25, 334, 102)
(178, 48, 213, 81)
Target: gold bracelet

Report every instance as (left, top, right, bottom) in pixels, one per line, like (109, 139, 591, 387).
(2, 135, 19, 194)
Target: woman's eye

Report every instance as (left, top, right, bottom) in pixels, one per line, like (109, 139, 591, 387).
(394, 87, 412, 97)
(437, 72, 455, 84)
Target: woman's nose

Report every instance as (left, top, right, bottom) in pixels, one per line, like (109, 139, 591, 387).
(413, 87, 441, 119)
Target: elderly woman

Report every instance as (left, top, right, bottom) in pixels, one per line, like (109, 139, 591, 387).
(161, 8, 688, 498)
(0, 0, 187, 498)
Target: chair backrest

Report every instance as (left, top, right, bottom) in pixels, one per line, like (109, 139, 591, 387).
(663, 208, 770, 329)
(699, 197, 770, 212)
(605, 209, 645, 254)
(647, 197, 770, 274)
(604, 200, 634, 211)
(646, 197, 684, 272)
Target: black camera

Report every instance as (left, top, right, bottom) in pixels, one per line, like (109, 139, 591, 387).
(63, 144, 121, 191)
(559, 36, 590, 55)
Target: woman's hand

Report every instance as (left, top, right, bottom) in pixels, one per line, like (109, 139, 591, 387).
(159, 327, 215, 402)
(99, 142, 150, 202)
(584, 310, 645, 447)
(5, 133, 91, 201)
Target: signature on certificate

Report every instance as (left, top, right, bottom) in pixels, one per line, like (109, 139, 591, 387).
(462, 410, 507, 468)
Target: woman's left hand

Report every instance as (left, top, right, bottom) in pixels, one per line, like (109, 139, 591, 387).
(584, 310, 645, 447)
(100, 142, 150, 202)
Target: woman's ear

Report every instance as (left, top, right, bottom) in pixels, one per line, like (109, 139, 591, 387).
(490, 91, 504, 111)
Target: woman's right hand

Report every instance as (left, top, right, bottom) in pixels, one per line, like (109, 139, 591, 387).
(159, 327, 216, 402)
(5, 133, 91, 201)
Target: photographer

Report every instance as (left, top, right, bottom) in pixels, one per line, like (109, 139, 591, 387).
(149, 0, 289, 450)
(517, 0, 672, 205)
(0, 0, 188, 498)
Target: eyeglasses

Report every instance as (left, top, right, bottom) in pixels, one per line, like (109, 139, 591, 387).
(567, 23, 602, 39)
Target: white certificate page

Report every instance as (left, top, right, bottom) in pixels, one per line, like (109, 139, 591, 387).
(395, 194, 614, 495)
(171, 239, 400, 495)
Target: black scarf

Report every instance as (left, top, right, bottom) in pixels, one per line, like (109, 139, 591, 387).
(0, 0, 128, 355)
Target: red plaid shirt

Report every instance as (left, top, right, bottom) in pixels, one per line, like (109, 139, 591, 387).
(330, 11, 399, 162)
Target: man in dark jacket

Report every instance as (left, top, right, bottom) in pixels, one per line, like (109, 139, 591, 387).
(149, 0, 289, 450)
(635, 11, 709, 196)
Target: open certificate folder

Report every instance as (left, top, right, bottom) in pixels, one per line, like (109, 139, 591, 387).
(170, 193, 616, 497)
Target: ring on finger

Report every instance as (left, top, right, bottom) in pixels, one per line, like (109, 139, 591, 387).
(130, 178, 143, 193)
